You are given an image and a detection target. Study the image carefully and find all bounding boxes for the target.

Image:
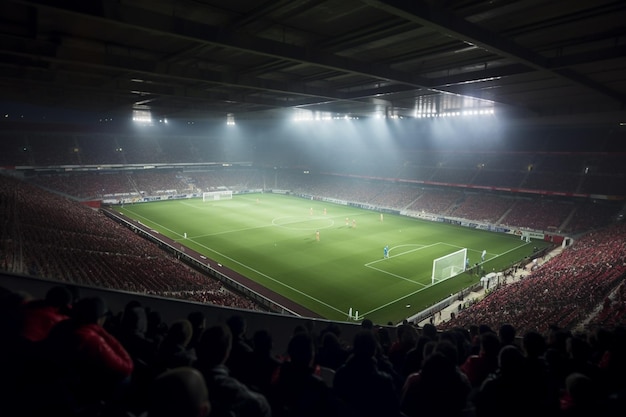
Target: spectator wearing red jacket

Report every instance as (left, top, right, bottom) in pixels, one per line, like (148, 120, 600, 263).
(460, 331, 501, 389)
(46, 296, 133, 413)
(19, 286, 71, 342)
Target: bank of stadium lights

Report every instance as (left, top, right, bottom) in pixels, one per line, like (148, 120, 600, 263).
(226, 113, 235, 126)
(414, 108, 495, 118)
(132, 108, 152, 125)
(293, 109, 358, 122)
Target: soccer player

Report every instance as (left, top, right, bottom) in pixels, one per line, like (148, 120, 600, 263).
(316, 230, 320, 242)
(323, 208, 327, 215)
(380, 213, 384, 222)
(481, 249, 486, 262)
(345, 217, 350, 226)
(384, 246, 389, 258)
(352, 219, 356, 228)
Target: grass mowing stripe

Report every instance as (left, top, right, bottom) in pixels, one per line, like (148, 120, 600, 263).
(181, 239, 348, 316)
(123, 206, 347, 315)
(116, 194, 551, 323)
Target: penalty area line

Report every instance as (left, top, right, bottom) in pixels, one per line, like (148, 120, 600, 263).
(364, 264, 427, 287)
(362, 281, 436, 317)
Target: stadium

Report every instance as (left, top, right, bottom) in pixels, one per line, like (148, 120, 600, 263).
(1, 1, 626, 416)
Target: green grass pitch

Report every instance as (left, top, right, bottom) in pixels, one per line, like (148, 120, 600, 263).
(117, 193, 550, 324)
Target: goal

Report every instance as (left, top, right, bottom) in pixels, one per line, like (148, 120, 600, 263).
(202, 190, 233, 201)
(432, 248, 467, 285)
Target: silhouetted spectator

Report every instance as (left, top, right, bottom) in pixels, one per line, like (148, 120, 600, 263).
(117, 305, 158, 368)
(559, 372, 604, 417)
(401, 351, 470, 417)
(146, 310, 168, 346)
(334, 330, 401, 417)
(499, 323, 518, 349)
(19, 285, 71, 342)
(226, 314, 254, 387)
(195, 324, 271, 417)
(475, 344, 558, 417)
(316, 332, 349, 371)
(270, 332, 338, 417)
(248, 329, 282, 397)
(187, 310, 206, 353)
(155, 319, 196, 373)
(460, 331, 501, 389)
(45, 296, 133, 414)
(147, 367, 211, 417)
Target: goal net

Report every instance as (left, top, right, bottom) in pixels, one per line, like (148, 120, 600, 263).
(202, 190, 233, 201)
(432, 248, 467, 285)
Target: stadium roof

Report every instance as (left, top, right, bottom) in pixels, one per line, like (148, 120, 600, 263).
(1, 0, 626, 126)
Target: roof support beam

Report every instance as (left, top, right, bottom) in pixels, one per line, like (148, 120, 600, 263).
(361, 0, 626, 105)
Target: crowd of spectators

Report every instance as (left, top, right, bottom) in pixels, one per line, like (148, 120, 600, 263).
(3, 281, 626, 417)
(24, 167, 621, 232)
(3, 127, 626, 198)
(563, 202, 621, 233)
(31, 172, 138, 199)
(2, 139, 626, 415)
(440, 222, 626, 335)
(0, 175, 257, 311)
(522, 172, 580, 194)
(449, 194, 515, 223)
(430, 167, 478, 185)
(588, 281, 626, 329)
(406, 189, 463, 215)
(501, 199, 575, 231)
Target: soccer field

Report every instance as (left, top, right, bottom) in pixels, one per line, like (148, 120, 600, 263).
(117, 193, 550, 324)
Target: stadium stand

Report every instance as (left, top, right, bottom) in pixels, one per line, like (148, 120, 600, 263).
(3, 264, 626, 416)
(500, 199, 575, 232)
(440, 222, 626, 335)
(2, 163, 626, 417)
(449, 194, 515, 223)
(0, 175, 257, 310)
(406, 189, 463, 215)
(2, 131, 626, 417)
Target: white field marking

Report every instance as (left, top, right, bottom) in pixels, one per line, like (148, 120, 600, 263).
(364, 264, 428, 286)
(123, 209, 184, 238)
(124, 207, 270, 240)
(185, 239, 346, 315)
(192, 215, 339, 238)
(442, 241, 530, 261)
(364, 243, 439, 267)
(361, 241, 533, 317)
(363, 243, 441, 286)
(121, 208, 345, 315)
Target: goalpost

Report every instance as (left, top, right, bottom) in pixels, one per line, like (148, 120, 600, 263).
(432, 248, 467, 285)
(202, 190, 233, 202)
